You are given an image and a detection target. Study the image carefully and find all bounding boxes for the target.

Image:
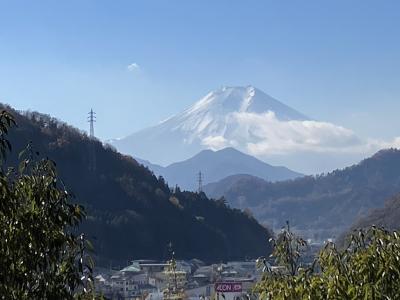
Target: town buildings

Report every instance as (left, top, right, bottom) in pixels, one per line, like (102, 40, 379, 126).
(95, 259, 259, 300)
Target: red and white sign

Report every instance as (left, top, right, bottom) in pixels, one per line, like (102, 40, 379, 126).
(215, 282, 242, 293)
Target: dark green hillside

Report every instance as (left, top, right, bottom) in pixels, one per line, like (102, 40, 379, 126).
(3, 106, 272, 265)
(204, 149, 400, 240)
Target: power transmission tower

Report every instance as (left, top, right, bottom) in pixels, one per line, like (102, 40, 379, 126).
(88, 109, 96, 138)
(197, 171, 203, 193)
(87, 109, 96, 171)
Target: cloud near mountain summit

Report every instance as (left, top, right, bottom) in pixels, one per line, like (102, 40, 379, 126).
(200, 110, 372, 155)
(111, 86, 400, 173)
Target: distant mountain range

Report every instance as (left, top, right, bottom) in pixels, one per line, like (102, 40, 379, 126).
(204, 149, 400, 241)
(3, 104, 272, 265)
(138, 147, 303, 191)
(110, 85, 373, 174)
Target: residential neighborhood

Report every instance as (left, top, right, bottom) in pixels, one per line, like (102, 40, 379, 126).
(94, 259, 261, 300)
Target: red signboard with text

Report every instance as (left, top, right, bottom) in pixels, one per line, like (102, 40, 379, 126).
(215, 282, 242, 293)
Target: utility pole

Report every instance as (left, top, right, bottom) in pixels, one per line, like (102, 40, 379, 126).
(197, 171, 203, 193)
(88, 109, 96, 171)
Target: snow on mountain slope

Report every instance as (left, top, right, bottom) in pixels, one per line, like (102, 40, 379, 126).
(111, 86, 384, 173)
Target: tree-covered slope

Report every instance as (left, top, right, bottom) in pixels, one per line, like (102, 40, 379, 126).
(3, 106, 272, 265)
(336, 193, 400, 247)
(204, 149, 400, 240)
(350, 193, 400, 230)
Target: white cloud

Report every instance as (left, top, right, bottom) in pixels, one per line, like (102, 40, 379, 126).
(368, 136, 400, 151)
(198, 111, 399, 157)
(127, 63, 140, 71)
(201, 135, 229, 150)
(236, 111, 362, 155)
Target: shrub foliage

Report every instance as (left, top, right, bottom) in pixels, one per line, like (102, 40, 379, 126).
(255, 223, 400, 299)
(0, 111, 94, 299)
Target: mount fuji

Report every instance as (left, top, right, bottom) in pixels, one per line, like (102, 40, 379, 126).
(111, 86, 366, 173)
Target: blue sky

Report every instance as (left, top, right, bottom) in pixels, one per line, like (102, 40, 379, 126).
(1, 0, 400, 141)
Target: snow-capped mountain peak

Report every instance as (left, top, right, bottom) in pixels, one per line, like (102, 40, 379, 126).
(179, 85, 308, 121)
(111, 85, 366, 173)
(159, 86, 309, 143)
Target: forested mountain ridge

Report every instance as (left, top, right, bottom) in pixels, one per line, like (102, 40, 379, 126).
(204, 149, 400, 240)
(2, 105, 272, 265)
